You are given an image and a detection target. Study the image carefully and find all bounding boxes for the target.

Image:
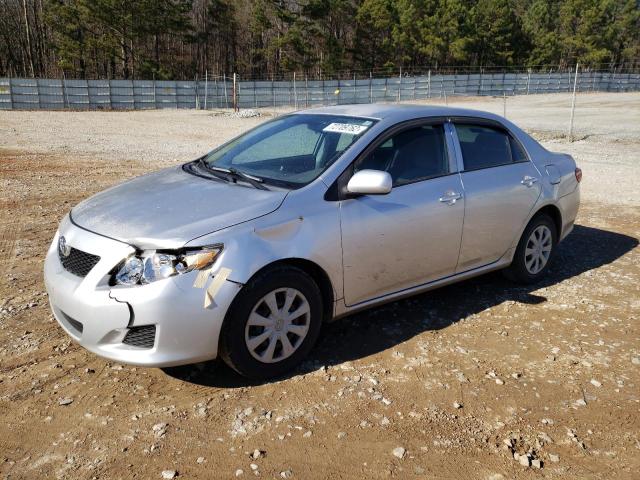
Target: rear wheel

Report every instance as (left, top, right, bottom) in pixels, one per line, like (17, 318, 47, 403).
(504, 213, 557, 284)
(220, 266, 323, 379)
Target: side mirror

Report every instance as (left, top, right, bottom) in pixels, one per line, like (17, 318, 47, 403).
(346, 169, 392, 195)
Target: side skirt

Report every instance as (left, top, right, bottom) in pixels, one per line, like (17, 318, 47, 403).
(331, 255, 513, 320)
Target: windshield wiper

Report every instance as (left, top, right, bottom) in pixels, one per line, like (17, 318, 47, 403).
(197, 160, 269, 190)
(210, 166, 269, 190)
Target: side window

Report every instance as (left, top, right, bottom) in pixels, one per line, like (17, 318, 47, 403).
(455, 124, 526, 170)
(509, 136, 528, 162)
(355, 124, 448, 186)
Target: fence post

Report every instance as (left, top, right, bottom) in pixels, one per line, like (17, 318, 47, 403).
(272, 76, 276, 109)
(152, 75, 157, 109)
(569, 62, 579, 141)
(503, 91, 506, 118)
(36, 78, 41, 109)
(254, 80, 258, 108)
(204, 71, 208, 110)
(526, 68, 531, 95)
(305, 75, 309, 107)
(62, 71, 68, 109)
(352, 73, 356, 104)
(427, 70, 431, 98)
(397, 67, 402, 103)
(223, 73, 228, 108)
(232, 73, 238, 111)
(195, 75, 199, 110)
(293, 72, 298, 109)
(557, 71, 561, 92)
(369, 72, 372, 103)
(108, 78, 113, 110)
(214, 75, 219, 108)
(8, 76, 13, 110)
(479, 68, 483, 95)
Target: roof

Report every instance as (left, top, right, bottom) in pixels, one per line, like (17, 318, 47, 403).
(295, 103, 503, 122)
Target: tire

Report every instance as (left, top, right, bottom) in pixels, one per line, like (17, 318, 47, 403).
(504, 213, 557, 284)
(219, 265, 323, 380)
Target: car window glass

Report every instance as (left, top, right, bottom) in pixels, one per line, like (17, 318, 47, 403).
(204, 114, 375, 187)
(355, 124, 448, 186)
(455, 124, 520, 170)
(233, 123, 320, 163)
(509, 136, 528, 162)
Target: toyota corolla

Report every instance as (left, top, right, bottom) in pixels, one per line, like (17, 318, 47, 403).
(44, 105, 581, 379)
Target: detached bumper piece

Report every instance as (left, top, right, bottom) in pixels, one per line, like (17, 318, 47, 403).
(123, 325, 156, 349)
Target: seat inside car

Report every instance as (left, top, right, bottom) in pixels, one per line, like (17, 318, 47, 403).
(388, 127, 445, 183)
(459, 130, 511, 169)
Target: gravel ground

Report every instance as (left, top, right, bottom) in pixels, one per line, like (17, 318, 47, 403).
(0, 93, 638, 479)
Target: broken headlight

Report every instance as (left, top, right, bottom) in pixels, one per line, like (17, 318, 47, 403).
(113, 246, 222, 286)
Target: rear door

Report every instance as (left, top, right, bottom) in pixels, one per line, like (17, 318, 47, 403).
(453, 122, 542, 272)
(339, 121, 465, 305)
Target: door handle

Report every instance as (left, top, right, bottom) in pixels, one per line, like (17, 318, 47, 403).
(521, 175, 539, 187)
(439, 191, 463, 205)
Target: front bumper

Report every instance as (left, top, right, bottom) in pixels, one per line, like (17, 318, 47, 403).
(44, 215, 241, 367)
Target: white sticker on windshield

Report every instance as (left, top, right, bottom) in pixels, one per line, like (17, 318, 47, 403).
(323, 123, 369, 135)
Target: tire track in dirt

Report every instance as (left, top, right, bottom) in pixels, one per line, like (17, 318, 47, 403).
(0, 204, 19, 272)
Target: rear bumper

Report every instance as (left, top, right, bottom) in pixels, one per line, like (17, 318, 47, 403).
(44, 216, 241, 367)
(558, 185, 580, 242)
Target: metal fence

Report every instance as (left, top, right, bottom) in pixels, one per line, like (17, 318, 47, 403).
(1, 71, 639, 110)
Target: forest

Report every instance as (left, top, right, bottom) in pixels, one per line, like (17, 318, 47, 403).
(1, 0, 639, 80)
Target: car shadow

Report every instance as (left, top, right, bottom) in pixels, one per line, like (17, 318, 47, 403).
(162, 224, 638, 388)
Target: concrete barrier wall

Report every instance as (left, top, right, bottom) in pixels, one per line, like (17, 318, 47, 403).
(1, 72, 638, 110)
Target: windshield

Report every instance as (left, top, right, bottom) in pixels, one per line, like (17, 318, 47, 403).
(203, 114, 376, 188)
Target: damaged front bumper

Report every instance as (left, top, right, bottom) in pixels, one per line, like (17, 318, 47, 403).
(43, 216, 241, 367)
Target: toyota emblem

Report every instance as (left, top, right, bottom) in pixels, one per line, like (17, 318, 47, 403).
(58, 235, 71, 257)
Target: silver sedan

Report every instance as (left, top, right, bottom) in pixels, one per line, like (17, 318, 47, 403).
(44, 104, 581, 379)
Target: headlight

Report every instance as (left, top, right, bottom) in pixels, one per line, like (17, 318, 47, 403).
(113, 246, 222, 286)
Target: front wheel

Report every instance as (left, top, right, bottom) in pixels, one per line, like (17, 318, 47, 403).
(220, 266, 323, 379)
(504, 213, 557, 284)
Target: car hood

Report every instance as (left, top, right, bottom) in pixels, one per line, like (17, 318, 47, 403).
(71, 166, 288, 248)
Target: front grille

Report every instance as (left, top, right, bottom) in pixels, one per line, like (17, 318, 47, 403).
(59, 247, 100, 277)
(123, 325, 156, 349)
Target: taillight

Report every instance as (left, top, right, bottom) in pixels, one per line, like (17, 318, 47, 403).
(575, 168, 582, 183)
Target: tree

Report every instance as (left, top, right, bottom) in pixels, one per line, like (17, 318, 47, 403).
(1, 0, 638, 79)
(522, 0, 561, 66)
(354, 0, 398, 71)
(470, 0, 527, 66)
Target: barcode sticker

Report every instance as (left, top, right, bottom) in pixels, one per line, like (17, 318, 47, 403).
(323, 123, 369, 135)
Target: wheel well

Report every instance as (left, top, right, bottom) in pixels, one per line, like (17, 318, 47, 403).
(535, 205, 562, 238)
(251, 259, 335, 322)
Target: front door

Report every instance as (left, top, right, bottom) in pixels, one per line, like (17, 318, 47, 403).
(340, 122, 465, 306)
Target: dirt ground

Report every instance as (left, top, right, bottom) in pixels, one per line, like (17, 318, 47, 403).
(0, 93, 638, 479)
